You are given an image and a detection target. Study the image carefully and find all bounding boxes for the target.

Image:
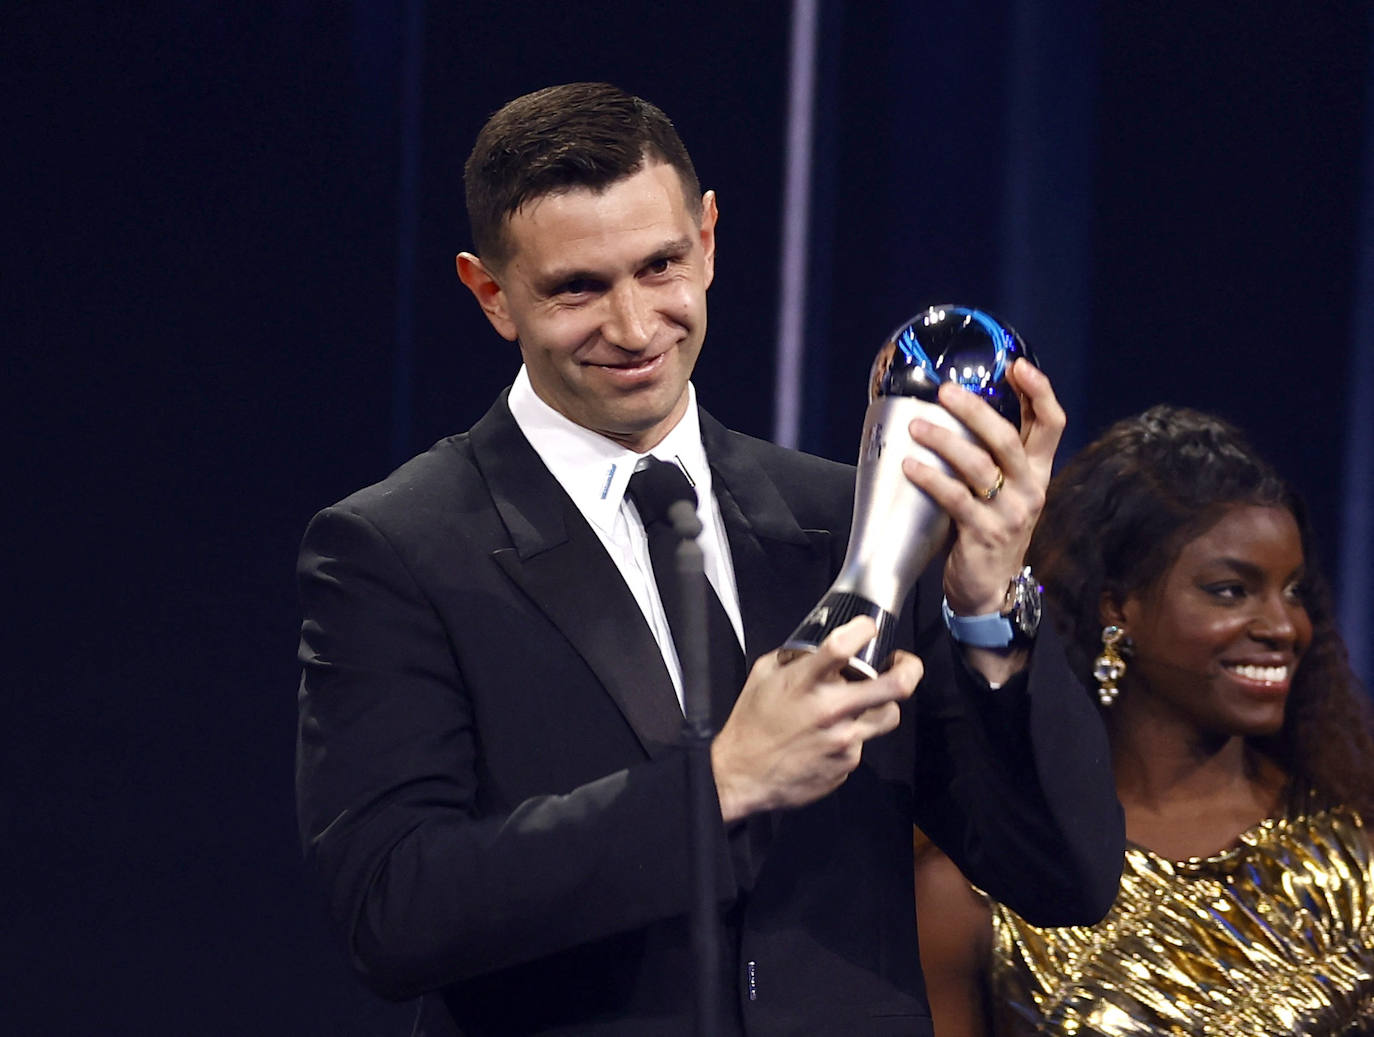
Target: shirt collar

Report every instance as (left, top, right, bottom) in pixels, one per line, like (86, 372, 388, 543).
(507, 366, 713, 536)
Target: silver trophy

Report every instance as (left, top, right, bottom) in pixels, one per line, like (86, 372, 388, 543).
(782, 305, 1034, 678)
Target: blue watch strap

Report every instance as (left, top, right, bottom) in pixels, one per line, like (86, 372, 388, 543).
(941, 596, 1015, 648)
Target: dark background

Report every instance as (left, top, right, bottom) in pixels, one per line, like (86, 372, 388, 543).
(7, 2, 1371, 1033)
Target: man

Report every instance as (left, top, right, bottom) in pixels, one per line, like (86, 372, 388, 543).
(296, 82, 1122, 1036)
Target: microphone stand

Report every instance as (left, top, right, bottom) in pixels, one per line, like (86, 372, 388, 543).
(665, 500, 720, 1037)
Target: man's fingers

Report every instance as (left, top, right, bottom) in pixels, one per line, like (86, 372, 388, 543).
(907, 413, 1007, 499)
(807, 615, 878, 674)
(901, 452, 1032, 535)
(772, 617, 921, 699)
(903, 363, 1063, 530)
(935, 382, 1026, 475)
(848, 699, 903, 740)
(885, 649, 924, 690)
(839, 655, 919, 732)
(925, 360, 1066, 485)
(909, 384, 1032, 518)
(1008, 358, 1065, 470)
(822, 647, 923, 723)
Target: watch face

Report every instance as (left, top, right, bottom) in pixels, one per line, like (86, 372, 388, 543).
(1009, 569, 1042, 639)
(1017, 583, 1042, 637)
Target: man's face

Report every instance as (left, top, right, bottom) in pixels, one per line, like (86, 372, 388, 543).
(459, 162, 717, 452)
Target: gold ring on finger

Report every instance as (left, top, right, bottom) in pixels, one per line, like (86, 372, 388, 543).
(980, 468, 1005, 502)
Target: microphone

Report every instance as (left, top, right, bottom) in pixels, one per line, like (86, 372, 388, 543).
(668, 500, 703, 540)
(782, 305, 1035, 678)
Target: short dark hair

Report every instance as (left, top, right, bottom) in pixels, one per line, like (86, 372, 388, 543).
(463, 82, 703, 269)
(1029, 404, 1374, 812)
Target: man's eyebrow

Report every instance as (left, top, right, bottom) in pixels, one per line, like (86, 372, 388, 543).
(534, 237, 695, 294)
(646, 236, 694, 260)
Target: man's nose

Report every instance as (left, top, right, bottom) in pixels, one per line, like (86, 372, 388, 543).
(603, 283, 653, 350)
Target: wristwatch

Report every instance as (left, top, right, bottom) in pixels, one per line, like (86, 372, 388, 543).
(941, 566, 1042, 649)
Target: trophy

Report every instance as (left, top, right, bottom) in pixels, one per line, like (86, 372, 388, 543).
(781, 305, 1035, 678)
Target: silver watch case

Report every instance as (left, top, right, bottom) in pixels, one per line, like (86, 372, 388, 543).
(1004, 565, 1043, 642)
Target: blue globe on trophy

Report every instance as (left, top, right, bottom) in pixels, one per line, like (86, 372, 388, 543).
(784, 305, 1036, 678)
(869, 305, 1033, 422)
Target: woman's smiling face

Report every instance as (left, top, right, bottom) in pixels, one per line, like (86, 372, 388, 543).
(1115, 504, 1312, 738)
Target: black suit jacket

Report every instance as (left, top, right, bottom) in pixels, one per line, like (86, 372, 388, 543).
(296, 393, 1122, 1036)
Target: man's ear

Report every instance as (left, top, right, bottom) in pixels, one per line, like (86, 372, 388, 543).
(456, 252, 518, 341)
(699, 190, 718, 290)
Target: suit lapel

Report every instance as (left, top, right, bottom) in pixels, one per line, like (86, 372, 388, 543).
(466, 397, 839, 758)
(470, 396, 684, 756)
(699, 412, 838, 667)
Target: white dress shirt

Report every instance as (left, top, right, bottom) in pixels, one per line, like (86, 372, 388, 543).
(507, 366, 745, 711)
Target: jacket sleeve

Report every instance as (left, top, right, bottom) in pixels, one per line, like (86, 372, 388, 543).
(908, 567, 1124, 927)
(295, 504, 739, 1000)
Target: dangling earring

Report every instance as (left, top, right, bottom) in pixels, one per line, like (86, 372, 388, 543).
(1094, 625, 1128, 707)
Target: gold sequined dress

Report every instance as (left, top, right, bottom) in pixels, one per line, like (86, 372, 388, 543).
(986, 790, 1374, 1036)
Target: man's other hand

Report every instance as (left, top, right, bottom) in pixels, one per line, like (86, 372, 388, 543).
(710, 617, 922, 824)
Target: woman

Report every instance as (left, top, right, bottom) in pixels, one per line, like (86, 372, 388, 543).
(914, 405, 1374, 1036)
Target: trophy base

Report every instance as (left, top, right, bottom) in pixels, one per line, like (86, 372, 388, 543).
(780, 591, 897, 681)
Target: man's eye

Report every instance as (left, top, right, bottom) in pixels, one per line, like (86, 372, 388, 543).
(558, 279, 598, 296)
(644, 257, 672, 275)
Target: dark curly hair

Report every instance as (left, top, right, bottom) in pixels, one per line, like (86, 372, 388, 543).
(1029, 404, 1374, 815)
(464, 82, 702, 270)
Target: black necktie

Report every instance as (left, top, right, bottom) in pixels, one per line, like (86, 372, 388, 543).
(626, 458, 745, 730)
